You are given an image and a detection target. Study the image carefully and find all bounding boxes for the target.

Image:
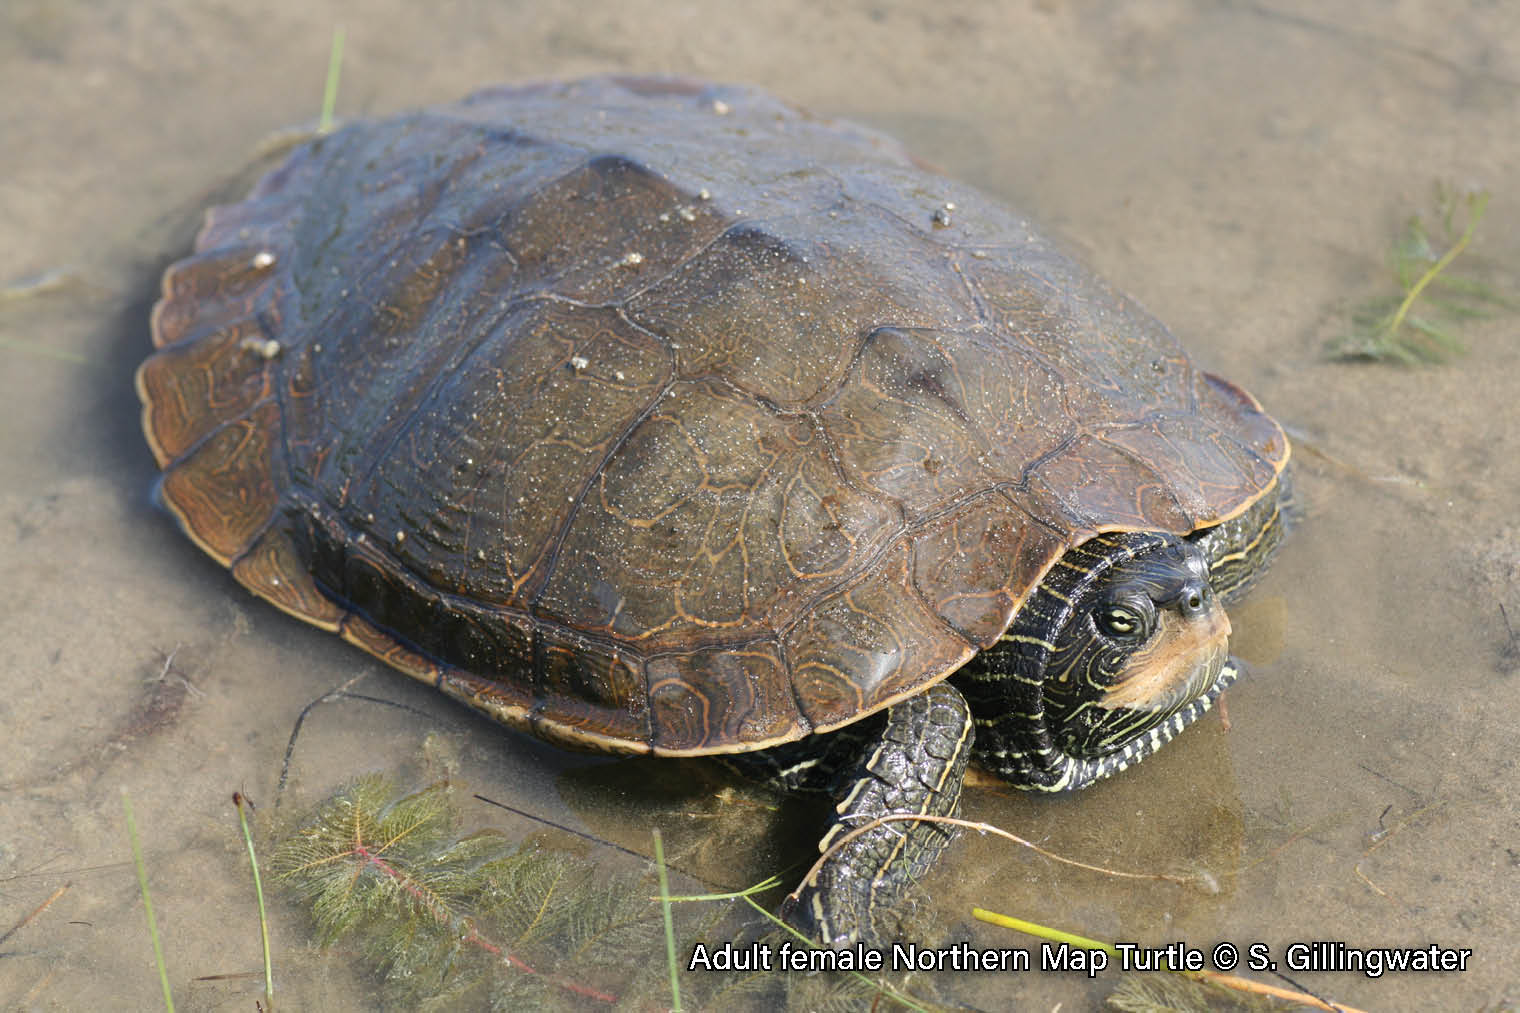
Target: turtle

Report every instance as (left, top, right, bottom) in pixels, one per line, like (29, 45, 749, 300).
(137, 76, 1290, 946)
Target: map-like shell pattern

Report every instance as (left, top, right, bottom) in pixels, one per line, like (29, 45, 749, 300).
(138, 77, 1288, 754)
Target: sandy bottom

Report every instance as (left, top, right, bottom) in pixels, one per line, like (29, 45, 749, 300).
(2, 1, 1516, 1009)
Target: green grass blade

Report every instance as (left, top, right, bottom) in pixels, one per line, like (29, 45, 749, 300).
(662, 874, 784, 903)
(318, 26, 345, 134)
(973, 907, 1119, 958)
(235, 793, 275, 1010)
(122, 790, 176, 1013)
(651, 829, 682, 1013)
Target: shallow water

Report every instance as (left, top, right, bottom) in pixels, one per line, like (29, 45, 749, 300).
(2, 2, 1516, 1010)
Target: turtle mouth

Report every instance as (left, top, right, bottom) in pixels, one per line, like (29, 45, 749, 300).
(1071, 653, 1242, 780)
(987, 652, 1242, 794)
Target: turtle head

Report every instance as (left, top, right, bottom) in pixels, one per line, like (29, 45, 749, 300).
(959, 531, 1239, 791)
(1043, 535, 1231, 758)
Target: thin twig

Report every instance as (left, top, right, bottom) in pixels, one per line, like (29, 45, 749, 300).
(0, 882, 71, 947)
(277, 673, 383, 803)
(472, 794, 652, 865)
(1354, 799, 1447, 901)
(792, 812, 1200, 901)
(153, 645, 203, 699)
(1499, 603, 1519, 666)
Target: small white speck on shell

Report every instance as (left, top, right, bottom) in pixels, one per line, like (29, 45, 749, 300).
(239, 335, 282, 359)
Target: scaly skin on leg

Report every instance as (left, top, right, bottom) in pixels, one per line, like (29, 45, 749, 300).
(783, 683, 973, 947)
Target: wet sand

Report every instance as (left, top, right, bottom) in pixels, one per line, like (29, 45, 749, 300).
(2, 2, 1516, 1009)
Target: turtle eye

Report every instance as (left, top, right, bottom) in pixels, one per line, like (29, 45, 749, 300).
(1096, 604, 1146, 641)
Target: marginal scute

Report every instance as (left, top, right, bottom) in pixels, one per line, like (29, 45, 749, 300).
(137, 317, 278, 465)
(232, 527, 344, 630)
(538, 633, 649, 744)
(150, 245, 279, 349)
(647, 642, 803, 753)
(158, 398, 284, 565)
(340, 612, 440, 685)
(333, 533, 430, 644)
(1102, 417, 1260, 527)
(438, 667, 536, 740)
(1197, 371, 1289, 479)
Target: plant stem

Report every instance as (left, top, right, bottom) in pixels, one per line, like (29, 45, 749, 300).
(1386, 192, 1488, 338)
(234, 794, 275, 1010)
(346, 843, 616, 1003)
(652, 829, 682, 1013)
(122, 790, 175, 1013)
(318, 26, 345, 134)
(972, 907, 1117, 957)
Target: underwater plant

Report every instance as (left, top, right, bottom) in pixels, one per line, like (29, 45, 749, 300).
(1328, 184, 1513, 364)
(272, 777, 667, 1008)
(270, 777, 923, 1010)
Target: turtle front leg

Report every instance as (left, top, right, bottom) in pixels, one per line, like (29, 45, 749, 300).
(784, 682, 973, 947)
